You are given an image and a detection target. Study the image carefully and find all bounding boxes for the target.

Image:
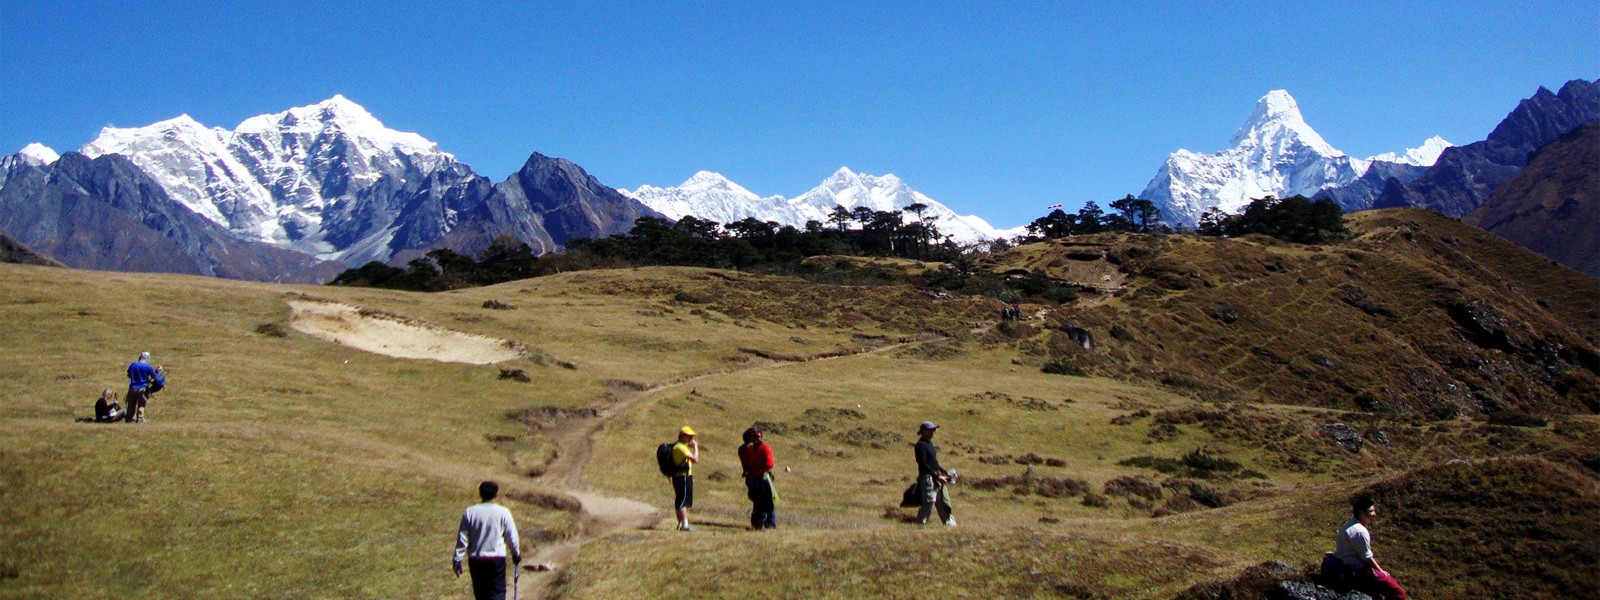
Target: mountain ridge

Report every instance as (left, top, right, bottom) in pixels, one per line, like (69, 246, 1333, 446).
(624, 166, 1015, 243)
(1139, 89, 1450, 228)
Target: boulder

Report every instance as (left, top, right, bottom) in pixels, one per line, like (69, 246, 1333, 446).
(1315, 423, 1365, 453)
(1266, 581, 1373, 600)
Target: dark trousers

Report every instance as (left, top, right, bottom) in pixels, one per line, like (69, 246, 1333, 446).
(468, 557, 507, 600)
(745, 475, 776, 529)
(124, 388, 149, 422)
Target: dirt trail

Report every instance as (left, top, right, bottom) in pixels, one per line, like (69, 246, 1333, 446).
(513, 336, 950, 599)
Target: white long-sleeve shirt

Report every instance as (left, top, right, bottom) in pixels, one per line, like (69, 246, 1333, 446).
(454, 502, 520, 562)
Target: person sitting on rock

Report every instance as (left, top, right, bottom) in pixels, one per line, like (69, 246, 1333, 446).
(1321, 495, 1408, 600)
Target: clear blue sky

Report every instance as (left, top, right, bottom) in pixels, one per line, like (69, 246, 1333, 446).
(3, 1, 1595, 228)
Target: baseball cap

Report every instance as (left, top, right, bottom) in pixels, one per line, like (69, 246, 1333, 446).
(680, 426, 697, 436)
(919, 421, 939, 431)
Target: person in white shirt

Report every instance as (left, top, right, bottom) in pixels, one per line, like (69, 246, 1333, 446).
(453, 481, 522, 600)
(1322, 495, 1408, 600)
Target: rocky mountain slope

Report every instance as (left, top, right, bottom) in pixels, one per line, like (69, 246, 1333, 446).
(1140, 90, 1449, 228)
(435, 152, 664, 260)
(0, 232, 63, 267)
(0, 152, 343, 282)
(1376, 78, 1600, 216)
(2, 97, 663, 281)
(77, 95, 487, 266)
(1465, 120, 1600, 278)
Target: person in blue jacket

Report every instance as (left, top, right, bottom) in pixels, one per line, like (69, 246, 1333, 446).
(125, 352, 157, 423)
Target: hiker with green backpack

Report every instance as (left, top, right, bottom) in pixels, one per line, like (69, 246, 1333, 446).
(657, 426, 700, 531)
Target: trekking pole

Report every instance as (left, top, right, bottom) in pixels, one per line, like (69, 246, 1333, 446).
(513, 561, 520, 600)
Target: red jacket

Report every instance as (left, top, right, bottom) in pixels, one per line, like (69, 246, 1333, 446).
(739, 442, 775, 477)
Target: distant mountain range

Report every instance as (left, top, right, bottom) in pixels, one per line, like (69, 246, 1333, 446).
(1138, 90, 1451, 228)
(3, 81, 1595, 283)
(621, 167, 1018, 244)
(4, 97, 662, 281)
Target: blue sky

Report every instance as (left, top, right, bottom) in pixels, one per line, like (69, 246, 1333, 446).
(3, 1, 1595, 228)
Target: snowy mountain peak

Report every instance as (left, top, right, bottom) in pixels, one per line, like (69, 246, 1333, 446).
(18, 143, 59, 165)
(684, 170, 737, 188)
(1369, 135, 1453, 167)
(1228, 89, 1338, 156)
(235, 95, 444, 156)
(1142, 89, 1449, 227)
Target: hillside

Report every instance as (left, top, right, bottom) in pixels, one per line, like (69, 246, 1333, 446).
(1466, 120, 1600, 278)
(2, 212, 1597, 598)
(980, 208, 1600, 419)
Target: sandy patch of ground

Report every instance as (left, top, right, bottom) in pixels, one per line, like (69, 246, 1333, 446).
(287, 300, 523, 364)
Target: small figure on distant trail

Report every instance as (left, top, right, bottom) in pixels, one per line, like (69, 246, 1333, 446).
(914, 421, 956, 527)
(739, 426, 778, 530)
(453, 481, 522, 600)
(94, 389, 123, 423)
(670, 426, 701, 531)
(125, 352, 156, 423)
(1320, 495, 1408, 600)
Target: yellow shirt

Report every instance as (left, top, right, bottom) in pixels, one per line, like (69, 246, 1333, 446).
(671, 442, 693, 476)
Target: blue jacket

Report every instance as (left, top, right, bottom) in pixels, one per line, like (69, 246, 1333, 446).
(128, 360, 157, 391)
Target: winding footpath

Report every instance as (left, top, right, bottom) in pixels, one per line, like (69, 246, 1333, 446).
(511, 334, 963, 599)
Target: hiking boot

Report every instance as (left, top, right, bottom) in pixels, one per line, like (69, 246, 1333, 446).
(944, 519, 957, 527)
(677, 524, 696, 532)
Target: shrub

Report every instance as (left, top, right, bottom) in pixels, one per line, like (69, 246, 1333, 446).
(1041, 360, 1086, 376)
(255, 322, 289, 338)
(1185, 482, 1227, 508)
(1081, 491, 1110, 508)
(1104, 476, 1164, 500)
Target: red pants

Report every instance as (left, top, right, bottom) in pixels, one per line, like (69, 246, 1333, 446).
(1364, 568, 1408, 600)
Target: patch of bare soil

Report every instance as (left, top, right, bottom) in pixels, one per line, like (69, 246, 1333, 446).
(287, 301, 524, 364)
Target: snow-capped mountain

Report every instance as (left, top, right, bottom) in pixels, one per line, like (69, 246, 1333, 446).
(79, 95, 474, 264)
(18, 143, 59, 165)
(623, 171, 804, 225)
(1367, 136, 1451, 167)
(1140, 90, 1451, 227)
(624, 167, 1008, 244)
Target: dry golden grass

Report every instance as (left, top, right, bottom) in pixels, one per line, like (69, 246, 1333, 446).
(2, 211, 1595, 598)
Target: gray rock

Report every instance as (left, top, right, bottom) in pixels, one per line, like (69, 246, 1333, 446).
(1267, 580, 1373, 600)
(1315, 423, 1365, 453)
(1063, 326, 1095, 350)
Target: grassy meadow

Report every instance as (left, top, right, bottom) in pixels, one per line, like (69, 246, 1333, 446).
(1, 233, 1596, 599)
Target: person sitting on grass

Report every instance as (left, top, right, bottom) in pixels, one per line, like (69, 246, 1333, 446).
(94, 389, 123, 423)
(1321, 495, 1408, 600)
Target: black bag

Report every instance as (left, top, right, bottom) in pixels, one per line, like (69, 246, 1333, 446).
(656, 443, 678, 477)
(899, 481, 921, 508)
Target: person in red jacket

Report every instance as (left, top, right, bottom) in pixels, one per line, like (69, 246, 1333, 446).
(738, 427, 778, 530)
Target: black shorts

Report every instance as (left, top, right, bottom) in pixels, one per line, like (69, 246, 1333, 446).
(671, 475, 694, 509)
